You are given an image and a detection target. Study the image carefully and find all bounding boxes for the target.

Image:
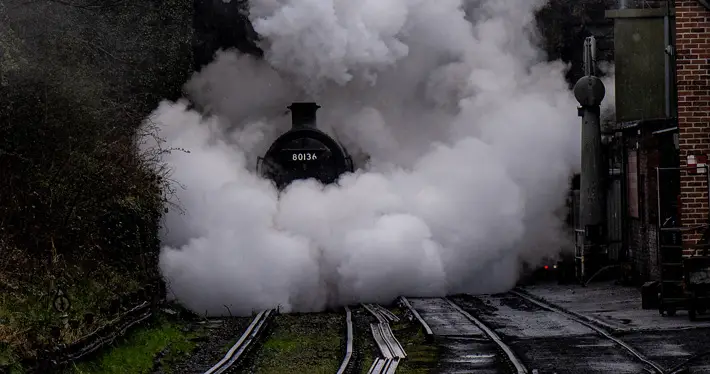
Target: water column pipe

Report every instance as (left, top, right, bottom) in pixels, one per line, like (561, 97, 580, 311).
(574, 36, 607, 283)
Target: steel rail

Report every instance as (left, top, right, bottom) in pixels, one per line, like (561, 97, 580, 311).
(363, 304, 406, 374)
(398, 296, 433, 337)
(203, 309, 274, 374)
(444, 298, 529, 374)
(509, 290, 666, 374)
(336, 306, 354, 374)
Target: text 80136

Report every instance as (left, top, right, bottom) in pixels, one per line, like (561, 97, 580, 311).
(292, 153, 318, 161)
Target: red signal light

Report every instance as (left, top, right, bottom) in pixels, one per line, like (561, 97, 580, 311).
(544, 265, 549, 270)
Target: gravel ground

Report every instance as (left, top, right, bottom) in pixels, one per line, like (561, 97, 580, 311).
(156, 316, 255, 374)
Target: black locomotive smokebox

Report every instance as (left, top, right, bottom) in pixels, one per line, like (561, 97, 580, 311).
(641, 281, 659, 309)
(258, 102, 354, 190)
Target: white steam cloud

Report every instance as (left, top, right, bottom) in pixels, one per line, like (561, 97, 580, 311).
(142, 0, 584, 316)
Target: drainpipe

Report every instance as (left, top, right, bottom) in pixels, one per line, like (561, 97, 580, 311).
(664, 0, 676, 119)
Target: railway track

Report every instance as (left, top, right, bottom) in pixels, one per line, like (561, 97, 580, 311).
(201, 305, 357, 374)
(363, 303, 407, 374)
(402, 296, 528, 373)
(199, 292, 667, 374)
(202, 309, 274, 374)
(508, 290, 667, 374)
(443, 298, 528, 374)
(337, 306, 354, 374)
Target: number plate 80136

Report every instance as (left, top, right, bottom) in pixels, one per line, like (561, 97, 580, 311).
(281, 149, 327, 162)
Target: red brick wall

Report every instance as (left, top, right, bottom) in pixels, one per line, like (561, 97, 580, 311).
(676, 0, 710, 254)
(625, 129, 665, 282)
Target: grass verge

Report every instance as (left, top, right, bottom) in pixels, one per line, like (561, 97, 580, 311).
(249, 311, 344, 374)
(0, 250, 149, 372)
(66, 308, 207, 374)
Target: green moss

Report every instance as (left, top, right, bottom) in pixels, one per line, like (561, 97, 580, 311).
(69, 315, 200, 374)
(251, 312, 344, 374)
(395, 329, 439, 374)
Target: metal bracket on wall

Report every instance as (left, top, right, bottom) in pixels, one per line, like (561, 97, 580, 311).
(665, 45, 674, 57)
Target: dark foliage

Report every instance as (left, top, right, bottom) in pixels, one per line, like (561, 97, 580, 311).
(0, 0, 191, 300)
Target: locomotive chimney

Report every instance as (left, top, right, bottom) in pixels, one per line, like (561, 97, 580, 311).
(288, 102, 320, 129)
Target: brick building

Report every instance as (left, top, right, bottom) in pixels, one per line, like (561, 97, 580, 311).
(675, 0, 710, 253)
(600, 1, 710, 283)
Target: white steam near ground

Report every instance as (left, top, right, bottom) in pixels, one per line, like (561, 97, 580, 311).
(140, 0, 612, 316)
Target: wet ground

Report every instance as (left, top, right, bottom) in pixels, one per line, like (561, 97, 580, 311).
(407, 298, 487, 338)
(523, 282, 710, 373)
(405, 283, 710, 373)
(451, 294, 647, 374)
(405, 297, 516, 374)
(522, 282, 710, 332)
(621, 330, 710, 372)
(436, 337, 507, 374)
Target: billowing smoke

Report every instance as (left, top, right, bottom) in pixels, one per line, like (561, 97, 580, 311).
(141, 0, 584, 316)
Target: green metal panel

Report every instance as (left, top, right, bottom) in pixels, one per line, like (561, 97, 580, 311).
(606, 9, 672, 122)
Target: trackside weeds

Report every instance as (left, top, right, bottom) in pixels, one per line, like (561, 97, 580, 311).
(6, 301, 442, 374)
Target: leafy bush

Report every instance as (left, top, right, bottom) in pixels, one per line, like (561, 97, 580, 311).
(0, 0, 191, 362)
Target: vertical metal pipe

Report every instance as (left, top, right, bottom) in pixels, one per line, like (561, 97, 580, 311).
(663, 3, 671, 118)
(657, 166, 662, 237)
(620, 133, 629, 262)
(580, 106, 607, 232)
(656, 167, 663, 280)
(582, 38, 592, 76)
(574, 36, 607, 283)
(590, 37, 597, 77)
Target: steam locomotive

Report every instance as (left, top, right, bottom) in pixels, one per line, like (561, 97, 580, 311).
(191, 5, 355, 188)
(257, 103, 354, 189)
